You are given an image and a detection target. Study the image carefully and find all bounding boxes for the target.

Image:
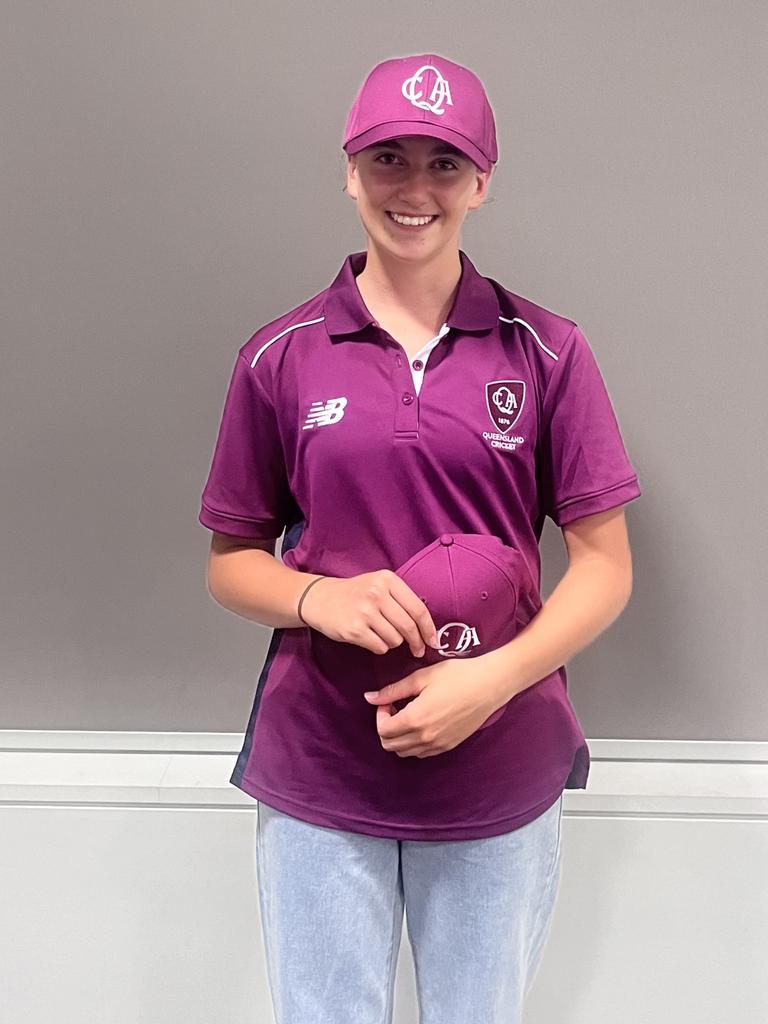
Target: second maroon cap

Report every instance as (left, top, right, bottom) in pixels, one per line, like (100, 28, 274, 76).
(372, 533, 537, 730)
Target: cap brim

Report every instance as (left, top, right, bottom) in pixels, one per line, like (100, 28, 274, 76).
(343, 121, 492, 173)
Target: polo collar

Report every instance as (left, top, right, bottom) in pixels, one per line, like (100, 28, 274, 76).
(323, 249, 500, 337)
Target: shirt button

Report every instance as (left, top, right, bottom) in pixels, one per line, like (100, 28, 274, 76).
(412, 359, 423, 370)
(402, 392, 414, 405)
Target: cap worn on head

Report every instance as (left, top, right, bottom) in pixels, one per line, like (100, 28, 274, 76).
(341, 53, 498, 173)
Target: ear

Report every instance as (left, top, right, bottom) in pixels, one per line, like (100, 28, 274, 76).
(468, 167, 492, 211)
(345, 155, 359, 200)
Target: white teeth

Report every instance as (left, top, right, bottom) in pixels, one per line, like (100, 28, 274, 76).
(388, 211, 437, 226)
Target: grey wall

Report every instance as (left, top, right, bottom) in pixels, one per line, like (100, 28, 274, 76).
(2, 1, 766, 740)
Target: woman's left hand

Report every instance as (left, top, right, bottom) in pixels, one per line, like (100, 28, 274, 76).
(363, 658, 507, 758)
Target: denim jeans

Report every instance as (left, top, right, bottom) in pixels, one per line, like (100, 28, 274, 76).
(254, 792, 564, 1024)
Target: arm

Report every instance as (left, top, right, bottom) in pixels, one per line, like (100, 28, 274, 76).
(481, 506, 634, 705)
(206, 532, 324, 629)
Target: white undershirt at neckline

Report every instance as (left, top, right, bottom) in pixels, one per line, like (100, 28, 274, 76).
(408, 322, 451, 396)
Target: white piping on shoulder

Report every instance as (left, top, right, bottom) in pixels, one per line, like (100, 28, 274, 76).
(249, 314, 560, 367)
(250, 317, 326, 367)
(498, 316, 558, 361)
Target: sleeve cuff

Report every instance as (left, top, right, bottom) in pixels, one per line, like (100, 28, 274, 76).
(552, 476, 642, 527)
(198, 501, 283, 541)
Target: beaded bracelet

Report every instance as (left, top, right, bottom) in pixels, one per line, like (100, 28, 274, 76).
(297, 575, 327, 625)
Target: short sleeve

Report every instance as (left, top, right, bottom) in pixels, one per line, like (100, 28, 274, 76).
(198, 352, 293, 540)
(538, 325, 642, 527)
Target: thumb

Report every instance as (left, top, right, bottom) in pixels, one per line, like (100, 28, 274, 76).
(364, 675, 421, 704)
(364, 680, 403, 704)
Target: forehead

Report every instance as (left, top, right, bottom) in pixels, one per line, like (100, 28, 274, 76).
(364, 136, 466, 158)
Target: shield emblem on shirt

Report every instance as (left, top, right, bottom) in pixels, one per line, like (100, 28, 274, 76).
(485, 380, 525, 433)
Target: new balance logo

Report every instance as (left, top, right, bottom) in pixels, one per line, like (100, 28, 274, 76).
(302, 396, 348, 430)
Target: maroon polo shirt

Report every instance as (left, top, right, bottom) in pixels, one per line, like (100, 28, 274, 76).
(198, 248, 642, 840)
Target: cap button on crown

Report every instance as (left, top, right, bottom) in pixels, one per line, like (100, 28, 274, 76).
(439, 534, 454, 546)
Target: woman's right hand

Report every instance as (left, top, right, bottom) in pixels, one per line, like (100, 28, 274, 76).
(299, 571, 439, 657)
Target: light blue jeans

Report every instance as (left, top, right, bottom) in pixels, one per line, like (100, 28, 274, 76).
(254, 793, 564, 1024)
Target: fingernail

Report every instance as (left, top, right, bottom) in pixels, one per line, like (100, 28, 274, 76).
(364, 691, 378, 701)
(429, 635, 439, 649)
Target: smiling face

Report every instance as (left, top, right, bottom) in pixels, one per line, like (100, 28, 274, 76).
(345, 135, 492, 260)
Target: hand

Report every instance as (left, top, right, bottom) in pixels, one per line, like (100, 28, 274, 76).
(300, 570, 439, 658)
(363, 657, 506, 758)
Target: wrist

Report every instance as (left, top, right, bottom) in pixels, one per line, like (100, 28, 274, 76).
(478, 643, 525, 704)
(297, 574, 329, 628)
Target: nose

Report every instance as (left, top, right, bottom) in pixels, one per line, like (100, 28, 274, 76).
(394, 169, 437, 211)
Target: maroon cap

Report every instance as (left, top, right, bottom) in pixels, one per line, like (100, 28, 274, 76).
(372, 533, 535, 730)
(342, 54, 498, 172)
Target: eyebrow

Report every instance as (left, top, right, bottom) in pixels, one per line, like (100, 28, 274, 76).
(368, 140, 465, 158)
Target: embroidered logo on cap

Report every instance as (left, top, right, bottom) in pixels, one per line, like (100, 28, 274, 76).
(435, 621, 481, 657)
(401, 65, 453, 116)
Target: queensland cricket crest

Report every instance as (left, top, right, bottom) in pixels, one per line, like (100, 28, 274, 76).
(483, 380, 526, 452)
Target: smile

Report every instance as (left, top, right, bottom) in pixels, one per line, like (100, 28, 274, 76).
(386, 211, 439, 228)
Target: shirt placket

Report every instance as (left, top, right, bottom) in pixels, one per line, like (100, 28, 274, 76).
(386, 321, 450, 437)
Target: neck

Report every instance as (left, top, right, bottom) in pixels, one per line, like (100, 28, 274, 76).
(355, 242, 462, 321)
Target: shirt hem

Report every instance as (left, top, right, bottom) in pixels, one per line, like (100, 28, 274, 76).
(231, 774, 566, 841)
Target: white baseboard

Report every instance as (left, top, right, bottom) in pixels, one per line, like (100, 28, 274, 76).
(0, 733, 766, 815)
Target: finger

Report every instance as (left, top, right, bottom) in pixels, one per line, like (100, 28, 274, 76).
(384, 575, 439, 650)
(353, 582, 410, 653)
(355, 621, 402, 655)
(375, 593, 430, 657)
(375, 701, 422, 747)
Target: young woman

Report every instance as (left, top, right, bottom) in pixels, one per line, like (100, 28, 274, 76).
(200, 53, 641, 1024)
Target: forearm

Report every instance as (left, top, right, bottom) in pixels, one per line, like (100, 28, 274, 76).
(207, 548, 324, 629)
(482, 558, 633, 704)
